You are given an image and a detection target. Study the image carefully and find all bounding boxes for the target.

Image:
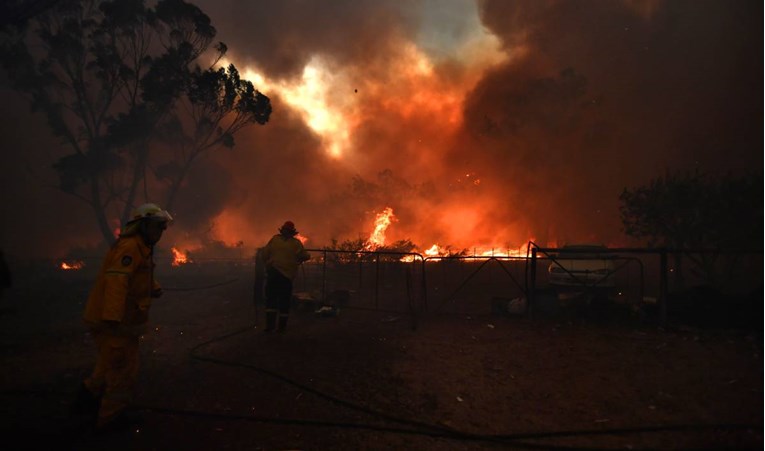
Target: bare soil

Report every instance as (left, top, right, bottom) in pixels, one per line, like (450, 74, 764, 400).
(0, 267, 762, 450)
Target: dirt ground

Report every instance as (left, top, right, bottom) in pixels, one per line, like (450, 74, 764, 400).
(0, 266, 762, 450)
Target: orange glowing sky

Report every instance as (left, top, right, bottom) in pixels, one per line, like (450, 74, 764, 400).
(0, 0, 760, 260)
(186, 5, 522, 255)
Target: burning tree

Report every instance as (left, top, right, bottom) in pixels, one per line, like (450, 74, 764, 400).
(0, 0, 271, 245)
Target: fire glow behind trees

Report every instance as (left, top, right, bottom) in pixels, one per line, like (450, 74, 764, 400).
(0, 0, 761, 259)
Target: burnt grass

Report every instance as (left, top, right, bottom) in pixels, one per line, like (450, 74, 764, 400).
(0, 263, 762, 450)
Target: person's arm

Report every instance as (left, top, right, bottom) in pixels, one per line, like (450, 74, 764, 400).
(297, 243, 310, 263)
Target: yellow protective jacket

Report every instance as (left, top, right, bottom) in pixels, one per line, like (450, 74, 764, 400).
(261, 234, 310, 280)
(83, 234, 160, 333)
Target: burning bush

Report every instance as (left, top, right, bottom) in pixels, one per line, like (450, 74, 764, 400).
(323, 238, 418, 263)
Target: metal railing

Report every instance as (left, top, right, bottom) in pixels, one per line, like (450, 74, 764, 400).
(526, 242, 763, 326)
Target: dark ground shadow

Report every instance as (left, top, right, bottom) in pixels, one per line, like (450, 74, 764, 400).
(1, 267, 762, 450)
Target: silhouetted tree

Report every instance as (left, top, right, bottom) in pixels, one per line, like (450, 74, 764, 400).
(323, 238, 367, 263)
(619, 170, 763, 288)
(155, 63, 271, 211)
(1, 0, 270, 245)
(0, 0, 59, 29)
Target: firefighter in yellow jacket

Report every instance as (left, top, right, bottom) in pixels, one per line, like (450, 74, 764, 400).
(74, 203, 172, 430)
(261, 221, 310, 332)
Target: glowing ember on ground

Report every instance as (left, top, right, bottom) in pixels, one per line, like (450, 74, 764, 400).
(60, 261, 84, 270)
(171, 247, 190, 266)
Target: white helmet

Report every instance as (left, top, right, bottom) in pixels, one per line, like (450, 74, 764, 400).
(130, 203, 173, 223)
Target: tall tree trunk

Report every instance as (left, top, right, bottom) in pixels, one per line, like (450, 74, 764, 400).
(121, 143, 149, 226)
(91, 177, 116, 247)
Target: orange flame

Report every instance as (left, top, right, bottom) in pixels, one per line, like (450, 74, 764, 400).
(355, 206, 535, 261)
(171, 247, 190, 267)
(364, 207, 396, 251)
(424, 244, 443, 257)
(296, 233, 309, 245)
(60, 261, 84, 270)
(415, 241, 534, 261)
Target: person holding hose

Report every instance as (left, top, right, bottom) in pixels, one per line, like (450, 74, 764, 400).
(261, 221, 310, 332)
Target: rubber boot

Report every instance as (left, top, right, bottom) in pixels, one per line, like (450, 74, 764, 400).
(265, 311, 277, 332)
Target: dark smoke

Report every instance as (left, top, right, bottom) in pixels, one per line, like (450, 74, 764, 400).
(463, 0, 763, 245)
(1, 0, 761, 259)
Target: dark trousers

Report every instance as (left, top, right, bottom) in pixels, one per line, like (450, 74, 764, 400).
(265, 268, 292, 330)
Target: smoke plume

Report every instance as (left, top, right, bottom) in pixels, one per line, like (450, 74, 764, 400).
(1, 0, 761, 259)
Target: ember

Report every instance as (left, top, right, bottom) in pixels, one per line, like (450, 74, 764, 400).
(60, 261, 84, 270)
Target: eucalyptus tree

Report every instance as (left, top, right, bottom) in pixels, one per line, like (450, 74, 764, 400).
(1, 0, 271, 245)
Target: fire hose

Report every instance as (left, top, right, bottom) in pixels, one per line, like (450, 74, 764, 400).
(3, 276, 756, 449)
(166, 324, 758, 450)
(146, 278, 760, 449)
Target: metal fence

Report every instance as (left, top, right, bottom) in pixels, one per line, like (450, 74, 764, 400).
(423, 256, 528, 316)
(289, 249, 425, 328)
(23, 242, 763, 329)
(527, 243, 763, 327)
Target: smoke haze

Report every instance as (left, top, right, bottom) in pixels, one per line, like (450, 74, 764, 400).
(1, 0, 761, 259)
